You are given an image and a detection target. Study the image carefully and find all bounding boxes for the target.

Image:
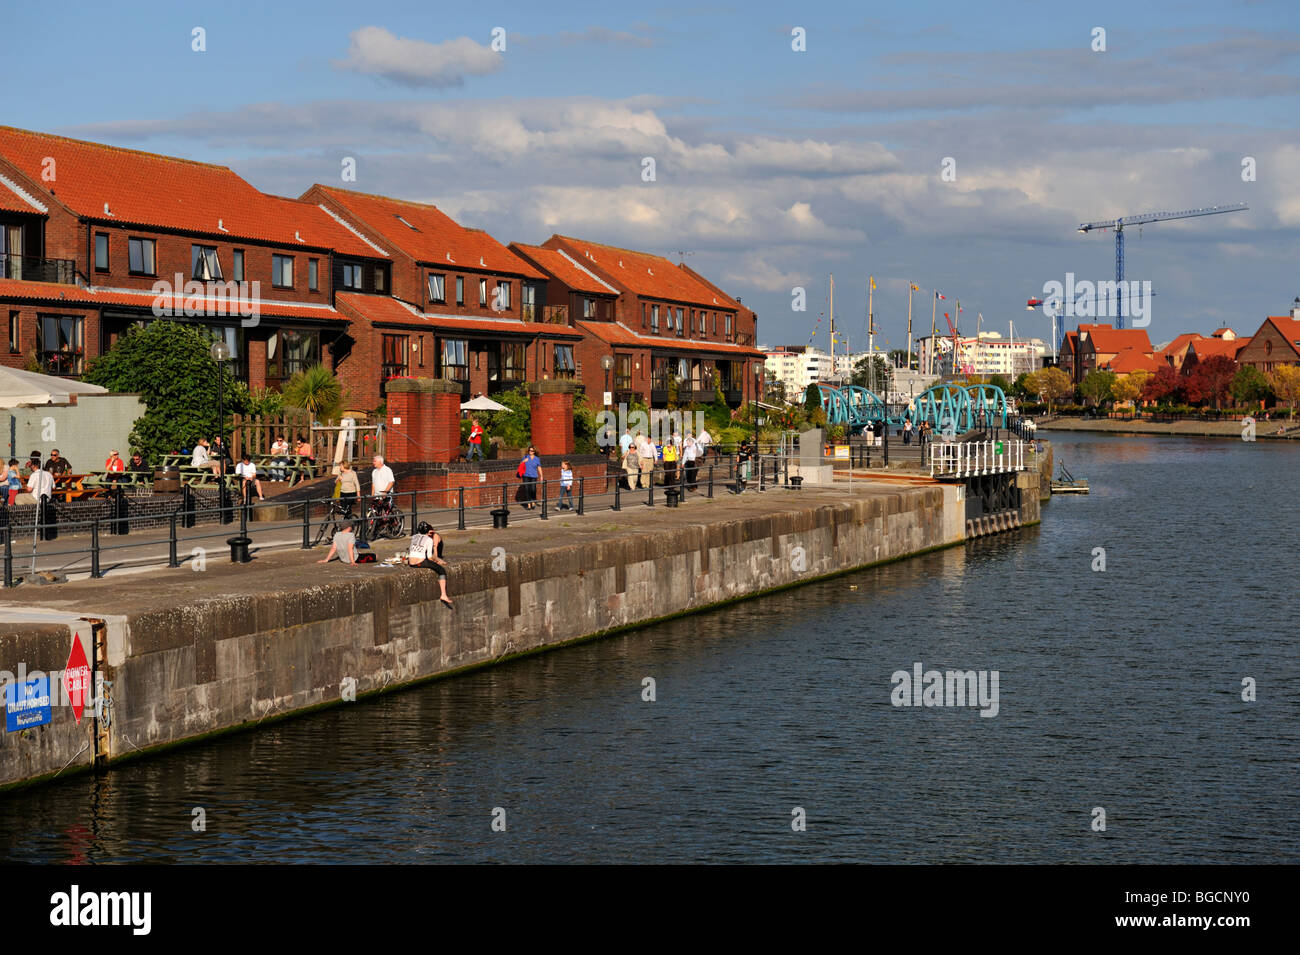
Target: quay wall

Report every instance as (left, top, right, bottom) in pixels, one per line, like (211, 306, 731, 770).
(2, 485, 965, 790)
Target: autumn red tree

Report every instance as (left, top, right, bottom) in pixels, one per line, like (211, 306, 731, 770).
(1184, 356, 1238, 410)
(1142, 365, 1185, 404)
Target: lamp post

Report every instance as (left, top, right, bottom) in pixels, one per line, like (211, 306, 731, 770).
(601, 354, 615, 452)
(753, 362, 764, 448)
(210, 340, 231, 522)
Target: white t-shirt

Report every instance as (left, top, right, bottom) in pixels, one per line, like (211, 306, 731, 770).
(27, 469, 54, 499)
(407, 533, 433, 562)
(191, 445, 210, 467)
(236, 461, 257, 480)
(271, 440, 289, 455)
(371, 465, 395, 495)
(683, 437, 698, 461)
(697, 430, 711, 449)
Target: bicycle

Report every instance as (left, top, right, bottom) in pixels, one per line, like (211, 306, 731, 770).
(365, 494, 406, 540)
(313, 497, 357, 547)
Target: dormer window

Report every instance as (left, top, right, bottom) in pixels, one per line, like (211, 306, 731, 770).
(395, 215, 418, 230)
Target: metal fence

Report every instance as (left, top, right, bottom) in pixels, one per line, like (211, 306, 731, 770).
(1, 452, 800, 585)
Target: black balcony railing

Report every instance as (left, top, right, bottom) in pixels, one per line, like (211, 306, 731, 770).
(0, 253, 77, 285)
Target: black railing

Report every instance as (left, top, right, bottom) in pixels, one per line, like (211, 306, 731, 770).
(0, 253, 78, 284)
(0, 450, 804, 585)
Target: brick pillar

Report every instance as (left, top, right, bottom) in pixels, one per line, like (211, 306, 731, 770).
(386, 378, 464, 463)
(527, 379, 577, 456)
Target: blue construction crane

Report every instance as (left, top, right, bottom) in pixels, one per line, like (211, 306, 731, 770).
(1076, 202, 1247, 329)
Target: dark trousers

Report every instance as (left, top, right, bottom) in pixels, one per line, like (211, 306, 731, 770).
(685, 460, 699, 488)
(522, 476, 538, 503)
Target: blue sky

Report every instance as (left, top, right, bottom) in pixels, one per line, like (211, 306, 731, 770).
(5, 0, 1299, 351)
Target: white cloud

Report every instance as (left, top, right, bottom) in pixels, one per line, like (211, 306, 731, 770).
(333, 27, 502, 88)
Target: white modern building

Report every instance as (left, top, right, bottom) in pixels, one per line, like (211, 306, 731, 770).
(916, 331, 1048, 378)
(763, 346, 836, 398)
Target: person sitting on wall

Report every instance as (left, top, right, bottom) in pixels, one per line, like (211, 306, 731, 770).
(317, 522, 358, 565)
(405, 521, 453, 607)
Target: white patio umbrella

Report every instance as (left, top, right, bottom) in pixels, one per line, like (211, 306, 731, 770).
(460, 394, 510, 412)
(0, 367, 108, 408)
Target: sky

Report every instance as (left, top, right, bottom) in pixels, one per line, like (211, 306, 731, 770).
(5, 0, 1299, 353)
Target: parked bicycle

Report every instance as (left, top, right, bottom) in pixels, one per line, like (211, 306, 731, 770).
(313, 497, 356, 547)
(366, 494, 406, 540)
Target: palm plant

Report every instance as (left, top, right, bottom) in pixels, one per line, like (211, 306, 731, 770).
(282, 364, 343, 422)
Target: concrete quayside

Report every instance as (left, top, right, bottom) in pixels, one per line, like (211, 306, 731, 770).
(0, 458, 1044, 792)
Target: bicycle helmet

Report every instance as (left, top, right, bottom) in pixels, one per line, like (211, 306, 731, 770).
(416, 521, 433, 535)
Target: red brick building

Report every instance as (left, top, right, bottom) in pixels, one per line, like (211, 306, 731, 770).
(1236, 312, 1300, 373)
(301, 186, 583, 408)
(530, 235, 764, 408)
(0, 126, 387, 388)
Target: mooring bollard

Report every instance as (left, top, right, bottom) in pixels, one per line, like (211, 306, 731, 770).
(170, 514, 181, 567)
(458, 487, 466, 531)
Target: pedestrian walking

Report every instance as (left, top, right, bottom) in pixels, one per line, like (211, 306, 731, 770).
(903, 419, 914, 446)
(27, 461, 56, 540)
(518, 446, 542, 508)
(683, 431, 699, 489)
(662, 436, 679, 488)
(335, 460, 360, 518)
(467, 418, 485, 462)
(636, 432, 656, 488)
(558, 460, 575, 509)
(621, 444, 639, 490)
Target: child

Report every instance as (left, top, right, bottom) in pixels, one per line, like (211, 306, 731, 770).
(559, 460, 574, 510)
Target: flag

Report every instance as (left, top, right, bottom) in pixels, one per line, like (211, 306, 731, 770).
(910, 283, 921, 292)
(870, 276, 876, 290)
(936, 292, 946, 300)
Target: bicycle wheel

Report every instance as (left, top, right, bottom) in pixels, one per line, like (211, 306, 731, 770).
(385, 507, 405, 539)
(314, 514, 336, 546)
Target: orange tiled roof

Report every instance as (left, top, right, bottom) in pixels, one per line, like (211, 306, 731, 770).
(0, 172, 46, 214)
(336, 292, 580, 337)
(578, 320, 763, 357)
(1188, 337, 1246, 361)
(311, 186, 542, 279)
(1085, 327, 1153, 355)
(1104, 348, 1161, 374)
(0, 126, 379, 257)
(0, 278, 342, 321)
(552, 235, 741, 311)
(509, 243, 619, 296)
(1156, 333, 1203, 360)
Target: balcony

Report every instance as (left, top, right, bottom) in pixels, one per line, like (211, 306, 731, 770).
(0, 253, 77, 285)
(534, 305, 569, 324)
(725, 388, 744, 407)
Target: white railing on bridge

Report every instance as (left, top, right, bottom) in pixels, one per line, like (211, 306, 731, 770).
(929, 440, 1026, 478)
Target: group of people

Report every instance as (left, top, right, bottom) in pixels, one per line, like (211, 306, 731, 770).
(512, 447, 575, 509)
(899, 419, 934, 446)
(1, 449, 78, 507)
(616, 427, 713, 491)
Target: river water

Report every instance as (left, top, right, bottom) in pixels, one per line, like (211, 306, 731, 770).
(1, 432, 1296, 863)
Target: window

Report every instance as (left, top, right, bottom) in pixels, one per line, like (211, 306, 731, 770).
(191, 245, 223, 281)
(374, 265, 387, 293)
(554, 344, 576, 379)
(494, 280, 511, 310)
(711, 312, 717, 335)
(382, 334, 409, 381)
(428, 273, 446, 304)
(269, 328, 319, 381)
(615, 354, 632, 390)
(128, 237, 156, 275)
(676, 308, 684, 336)
(651, 304, 660, 333)
(441, 339, 468, 380)
(521, 283, 537, 321)
(455, 276, 464, 306)
(37, 314, 83, 376)
(340, 262, 363, 290)
(725, 313, 732, 337)
(233, 249, 245, 282)
(582, 297, 596, 319)
(207, 326, 246, 380)
(94, 233, 109, 271)
(652, 356, 671, 391)
(493, 342, 526, 384)
(272, 255, 294, 288)
(308, 259, 319, 291)
(8, 310, 19, 353)
(641, 303, 647, 328)
(478, 278, 488, 307)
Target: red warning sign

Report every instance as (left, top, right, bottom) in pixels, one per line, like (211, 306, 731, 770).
(63, 633, 91, 725)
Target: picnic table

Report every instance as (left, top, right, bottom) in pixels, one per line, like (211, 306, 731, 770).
(252, 453, 316, 485)
(83, 469, 153, 492)
(51, 473, 105, 502)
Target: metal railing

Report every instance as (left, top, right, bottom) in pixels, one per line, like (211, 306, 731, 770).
(1, 452, 803, 585)
(928, 440, 1027, 478)
(0, 252, 78, 284)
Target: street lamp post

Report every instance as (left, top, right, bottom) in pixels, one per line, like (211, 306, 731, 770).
(210, 340, 232, 523)
(601, 354, 615, 453)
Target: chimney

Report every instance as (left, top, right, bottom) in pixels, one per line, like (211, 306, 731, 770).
(1292, 296, 1300, 319)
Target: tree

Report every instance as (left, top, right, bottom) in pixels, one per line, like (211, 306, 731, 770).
(1035, 367, 1074, 414)
(850, 354, 893, 395)
(281, 364, 343, 421)
(84, 320, 245, 460)
(803, 383, 822, 412)
(1267, 365, 1300, 420)
(1013, 371, 1039, 401)
(1230, 365, 1272, 407)
(1142, 365, 1185, 405)
(986, 374, 1011, 395)
(1079, 370, 1117, 407)
(1110, 372, 1144, 407)
(1184, 356, 1237, 410)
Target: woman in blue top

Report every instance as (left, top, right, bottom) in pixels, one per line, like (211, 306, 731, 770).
(519, 447, 543, 509)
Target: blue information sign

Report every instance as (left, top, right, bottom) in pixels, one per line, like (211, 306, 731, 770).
(5, 676, 53, 731)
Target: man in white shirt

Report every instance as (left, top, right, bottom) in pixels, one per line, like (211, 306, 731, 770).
(370, 455, 395, 498)
(27, 464, 54, 500)
(636, 432, 656, 487)
(683, 432, 699, 489)
(696, 428, 712, 461)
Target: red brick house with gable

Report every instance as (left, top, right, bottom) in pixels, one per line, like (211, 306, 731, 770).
(535, 234, 763, 408)
(1078, 326, 1154, 379)
(301, 186, 582, 408)
(0, 126, 389, 389)
(1236, 312, 1300, 373)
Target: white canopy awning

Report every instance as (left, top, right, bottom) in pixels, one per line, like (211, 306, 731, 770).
(0, 367, 108, 408)
(460, 395, 510, 412)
